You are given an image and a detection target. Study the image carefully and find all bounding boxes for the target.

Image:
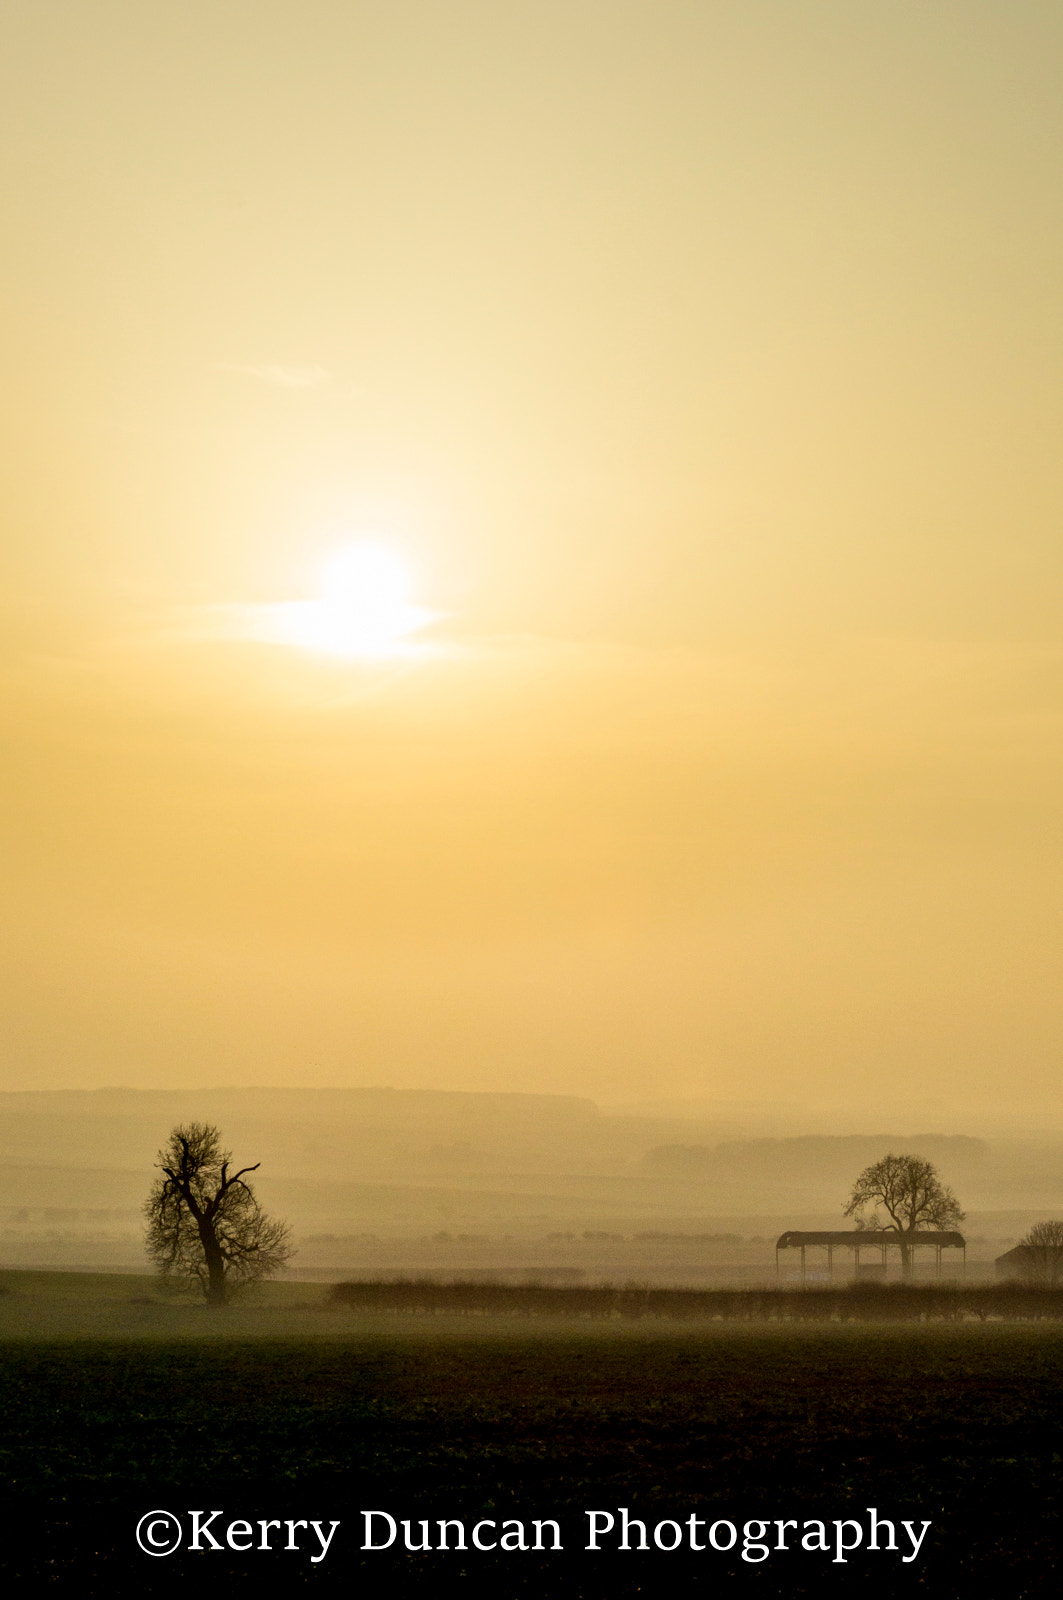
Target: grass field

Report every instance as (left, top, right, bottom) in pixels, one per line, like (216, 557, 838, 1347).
(1, 1271, 1062, 1594)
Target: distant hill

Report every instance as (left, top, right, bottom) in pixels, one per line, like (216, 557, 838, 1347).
(646, 1132, 988, 1179)
(2, 1091, 1062, 1252)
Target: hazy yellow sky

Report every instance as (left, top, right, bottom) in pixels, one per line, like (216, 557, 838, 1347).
(2, 2, 1061, 1122)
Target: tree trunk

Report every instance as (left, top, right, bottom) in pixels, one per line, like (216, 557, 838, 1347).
(197, 1219, 228, 1306)
(899, 1235, 913, 1280)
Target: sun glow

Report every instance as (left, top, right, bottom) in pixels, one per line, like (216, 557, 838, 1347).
(276, 542, 436, 658)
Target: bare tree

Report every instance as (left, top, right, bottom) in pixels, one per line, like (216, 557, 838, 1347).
(844, 1152, 964, 1278)
(144, 1123, 293, 1306)
(1019, 1219, 1063, 1286)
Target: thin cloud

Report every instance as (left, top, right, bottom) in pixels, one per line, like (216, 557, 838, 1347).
(217, 362, 330, 389)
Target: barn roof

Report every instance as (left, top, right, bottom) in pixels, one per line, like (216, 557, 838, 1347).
(776, 1230, 966, 1250)
(995, 1244, 1034, 1266)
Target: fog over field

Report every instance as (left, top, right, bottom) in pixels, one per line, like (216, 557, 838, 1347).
(4, 1087, 1062, 1282)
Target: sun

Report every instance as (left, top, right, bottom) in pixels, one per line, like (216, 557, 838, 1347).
(278, 542, 435, 658)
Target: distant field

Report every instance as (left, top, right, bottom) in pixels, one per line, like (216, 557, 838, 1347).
(1, 1271, 1062, 1594)
(0, 1268, 327, 1341)
(1, 1268, 1057, 1340)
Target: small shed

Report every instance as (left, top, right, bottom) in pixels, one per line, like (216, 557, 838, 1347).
(996, 1244, 1035, 1281)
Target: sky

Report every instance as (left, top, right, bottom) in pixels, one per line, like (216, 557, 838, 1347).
(2, 2, 1061, 1123)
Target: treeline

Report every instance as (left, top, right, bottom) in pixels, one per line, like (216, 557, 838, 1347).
(328, 1279, 1063, 1322)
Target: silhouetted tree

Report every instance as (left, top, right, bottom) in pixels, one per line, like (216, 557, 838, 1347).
(844, 1152, 964, 1278)
(144, 1122, 292, 1305)
(1019, 1219, 1063, 1286)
